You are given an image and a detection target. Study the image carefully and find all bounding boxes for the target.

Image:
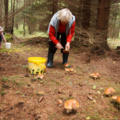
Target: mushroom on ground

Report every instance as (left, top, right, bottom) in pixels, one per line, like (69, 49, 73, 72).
(116, 96, 120, 106)
(36, 74, 44, 79)
(64, 99, 79, 114)
(112, 96, 120, 108)
(104, 87, 115, 96)
(37, 91, 44, 96)
(89, 72, 101, 79)
(63, 63, 70, 67)
(111, 95, 118, 101)
(65, 68, 74, 72)
(57, 99, 63, 107)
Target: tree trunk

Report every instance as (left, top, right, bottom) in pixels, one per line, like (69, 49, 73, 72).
(52, 0, 57, 16)
(15, 0, 19, 29)
(11, 0, 15, 34)
(96, 0, 111, 50)
(79, 0, 92, 44)
(4, 0, 9, 32)
(23, 0, 26, 36)
(74, 0, 84, 41)
(28, 19, 32, 35)
(0, 0, 3, 24)
(82, 0, 92, 29)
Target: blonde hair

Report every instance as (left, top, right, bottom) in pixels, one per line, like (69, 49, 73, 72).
(58, 8, 72, 22)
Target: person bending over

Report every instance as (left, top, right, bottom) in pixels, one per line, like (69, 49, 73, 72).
(0, 26, 6, 48)
(47, 8, 75, 68)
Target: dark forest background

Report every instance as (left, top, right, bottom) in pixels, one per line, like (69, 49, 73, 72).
(0, 0, 120, 50)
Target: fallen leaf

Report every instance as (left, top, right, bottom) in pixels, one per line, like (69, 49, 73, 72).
(87, 95, 93, 101)
(97, 91, 101, 94)
(37, 91, 44, 95)
(92, 85, 96, 90)
(58, 88, 62, 94)
(39, 96, 44, 102)
(86, 117, 91, 120)
(69, 91, 73, 96)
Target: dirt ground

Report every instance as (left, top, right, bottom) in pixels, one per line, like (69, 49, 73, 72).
(0, 37, 120, 120)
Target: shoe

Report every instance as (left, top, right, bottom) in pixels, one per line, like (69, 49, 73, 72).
(62, 53, 69, 65)
(46, 53, 54, 68)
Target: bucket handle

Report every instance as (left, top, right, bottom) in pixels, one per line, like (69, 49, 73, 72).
(36, 62, 46, 69)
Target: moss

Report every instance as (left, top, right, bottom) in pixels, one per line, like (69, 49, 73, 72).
(4, 33, 13, 42)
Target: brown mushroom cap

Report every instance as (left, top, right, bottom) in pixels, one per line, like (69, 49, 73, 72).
(36, 74, 44, 79)
(104, 87, 115, 95)
(57, 99, 63, 106)
(65, 67, 74, 72)
(70, 68, 74, 72)
(63, 49, 69, 54)
(93, 75, 99, 79)
(63, 63, 70, 67)
(116, 96, 120, 104)
(90, 72, 100, 79)
(94, 72, 101, 77)
(89, 73, 94, 78)
(64, 99, 79, 110)
(112, 95, 118, 100)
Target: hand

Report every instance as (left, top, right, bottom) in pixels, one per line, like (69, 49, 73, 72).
(65, 42, 70, 51)
(56, 42, 64, 50)
(5, 41, 7, 43)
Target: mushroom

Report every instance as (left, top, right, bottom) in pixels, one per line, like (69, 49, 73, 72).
(111, 95, 118, 100)
(63, 63, 70, 67)
(65, 68, 74, 72)
(57, 99, 63, 107)
(89, 72, 100, 79)
(89, 73, 94, 78)
(64, 99, 79, 113)
(104, 87, 115, 96)
(37, 91, 44, 96)
(63, 48, 69, 54)
(65, 68, 70, 72)
(116, 96, 120, 107)
(36, 74, 44, 79)
(111, 96, 120, 108)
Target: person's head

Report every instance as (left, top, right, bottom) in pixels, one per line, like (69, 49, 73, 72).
(0, 26, 3, 33)
(58, 8, 72, 25)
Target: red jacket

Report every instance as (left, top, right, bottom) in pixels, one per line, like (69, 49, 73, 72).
(49, 21, 75, 45)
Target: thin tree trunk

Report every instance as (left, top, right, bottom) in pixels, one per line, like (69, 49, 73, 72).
(23, 0, 26, 36)
(52, 0, 57, 16)
(96, 0, 111, 50)
(82, 0, 92, 29)
(0, 0, 3, 24)
(11, 0, 15, 34)
(79, 0, 92, 43)
(4, 0, 9, 32)
(74, 0, 83, 41)
(76, 0, 83, 26)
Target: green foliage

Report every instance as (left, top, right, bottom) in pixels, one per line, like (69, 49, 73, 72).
(5, 34, 12, 42)
(1, 77, 9, 82)
(20, 43, 26, 46)
(0, 91, 6, 96)
(14, 24, 48, 39)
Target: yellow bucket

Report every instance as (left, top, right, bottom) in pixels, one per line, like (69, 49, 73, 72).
(28, 57, 46, 74)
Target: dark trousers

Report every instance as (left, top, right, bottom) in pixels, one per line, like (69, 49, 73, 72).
(48, 33, 66, 54)
(0, 35, 2, 42)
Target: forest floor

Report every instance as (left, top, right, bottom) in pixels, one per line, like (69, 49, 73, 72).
(0, 37, 120, 120)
